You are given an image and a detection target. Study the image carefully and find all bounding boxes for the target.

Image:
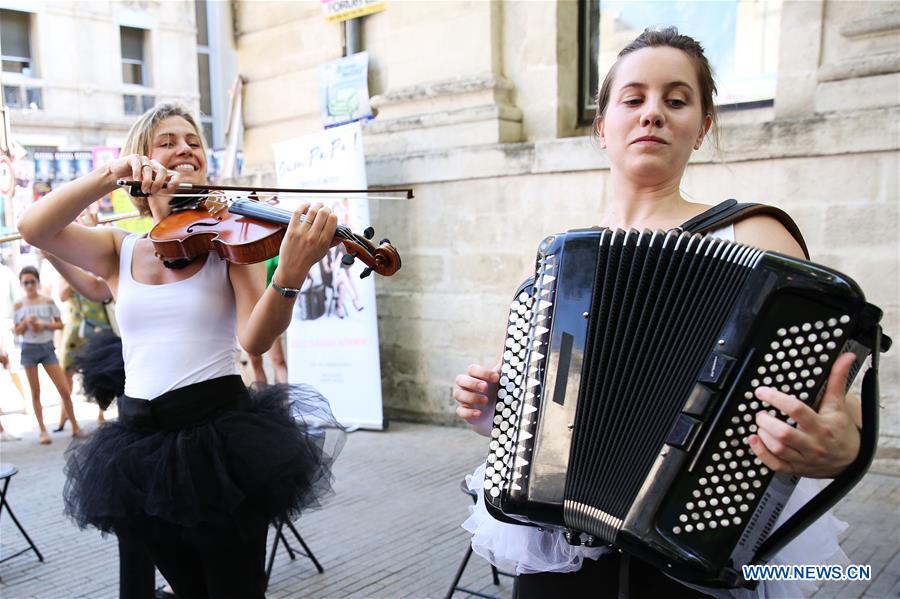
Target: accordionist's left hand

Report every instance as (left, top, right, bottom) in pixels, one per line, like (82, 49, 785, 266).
(747, 352, 861, 478)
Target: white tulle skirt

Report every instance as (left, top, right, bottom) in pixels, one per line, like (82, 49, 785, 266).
(462, 462, 849, 597)
(462, 463, 610, 575)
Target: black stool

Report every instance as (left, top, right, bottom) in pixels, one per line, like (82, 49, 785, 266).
(265, 517, 323, 589)
(446, 478, 514, 599)
(0, 464, 44, 578)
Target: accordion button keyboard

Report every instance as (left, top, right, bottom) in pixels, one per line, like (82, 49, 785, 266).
(666, 413, 703, 451)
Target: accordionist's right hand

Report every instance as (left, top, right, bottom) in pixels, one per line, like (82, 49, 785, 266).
(454, 363, 500, 437)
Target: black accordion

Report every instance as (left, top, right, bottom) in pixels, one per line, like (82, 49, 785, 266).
(484, 228, 888, 588)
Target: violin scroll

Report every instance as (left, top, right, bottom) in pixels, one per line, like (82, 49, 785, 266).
(341, 233, 401, 279)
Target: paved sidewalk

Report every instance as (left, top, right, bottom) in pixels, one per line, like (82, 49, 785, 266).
(0, 411, 897, 598)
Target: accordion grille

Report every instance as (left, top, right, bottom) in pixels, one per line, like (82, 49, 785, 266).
(566, 230, 763, 524)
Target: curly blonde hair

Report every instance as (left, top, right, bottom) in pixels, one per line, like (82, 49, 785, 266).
(121, 102, 207, 215)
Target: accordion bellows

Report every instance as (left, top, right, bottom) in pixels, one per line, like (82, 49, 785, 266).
(484, 228, 886, 588)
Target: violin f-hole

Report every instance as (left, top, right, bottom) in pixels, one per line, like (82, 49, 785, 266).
(186, 220, 221, 233)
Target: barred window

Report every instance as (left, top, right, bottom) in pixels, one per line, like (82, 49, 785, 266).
(3, 85, 21, 107)
(1, 9, 33, 75)
(25, 86, 42, 109)
(195, 0, 215, 146)
(123, 94, 155, 116)
(121, 26, 147, 86)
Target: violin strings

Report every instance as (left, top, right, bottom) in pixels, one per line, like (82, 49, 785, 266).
(238, 203, 362, 244)
(163, 191, 409, 201)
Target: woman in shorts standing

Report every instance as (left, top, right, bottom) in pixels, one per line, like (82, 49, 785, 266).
(13, 265, 85, 443)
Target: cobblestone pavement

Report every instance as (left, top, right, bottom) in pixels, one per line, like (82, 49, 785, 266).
(0, 401, 897, 598)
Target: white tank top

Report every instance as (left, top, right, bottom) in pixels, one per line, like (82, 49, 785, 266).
(116, 234, 238, 399)
(707, 223, 735, 241)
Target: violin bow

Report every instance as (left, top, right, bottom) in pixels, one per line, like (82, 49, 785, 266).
(116, 180, 413, 201)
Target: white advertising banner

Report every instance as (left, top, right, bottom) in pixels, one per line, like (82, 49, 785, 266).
(273, 122, 384, 429)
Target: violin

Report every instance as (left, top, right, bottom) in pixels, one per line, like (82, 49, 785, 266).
(118, 180, 412, 278)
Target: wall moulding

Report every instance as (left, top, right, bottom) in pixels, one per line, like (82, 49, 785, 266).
(371, 73, 515, 106)
(365, 107, 900, 187)
(818, 52, 900, 83)
(839, 9, 900, 39)
(363, 73, 523, 155)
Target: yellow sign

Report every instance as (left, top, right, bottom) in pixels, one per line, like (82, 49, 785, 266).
(323, 0, 387, 23)
(110, 188, 152, 234)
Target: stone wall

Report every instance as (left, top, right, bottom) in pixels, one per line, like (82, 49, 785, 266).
(235, 1, 899, 439)
(365, 123, 899, 436)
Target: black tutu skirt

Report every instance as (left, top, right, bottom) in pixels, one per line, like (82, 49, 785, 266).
(70, 330, 125, 411)
(63, 375, 345, 537)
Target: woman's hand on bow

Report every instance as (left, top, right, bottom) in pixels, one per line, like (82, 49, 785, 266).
(106, 154, 172, 196)
(748, 352, 861, 478)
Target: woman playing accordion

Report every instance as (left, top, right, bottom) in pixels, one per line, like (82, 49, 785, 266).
(454, 27, 870, 598)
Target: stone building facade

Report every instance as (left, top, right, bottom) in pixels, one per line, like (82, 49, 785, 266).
(233, 1, 899, 439)
(1, 0, 234, 151)
(2, 1, 194, 150)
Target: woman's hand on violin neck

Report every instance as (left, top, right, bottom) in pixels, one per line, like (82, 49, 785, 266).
(276, 203, 339, 285)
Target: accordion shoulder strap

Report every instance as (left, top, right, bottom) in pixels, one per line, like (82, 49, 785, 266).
(680, 199, 811, 260)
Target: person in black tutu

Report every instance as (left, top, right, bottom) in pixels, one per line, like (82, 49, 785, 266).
(18, 102, 345, 599)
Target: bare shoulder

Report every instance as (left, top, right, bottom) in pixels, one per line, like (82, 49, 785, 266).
(110, 227, 129, 249)
(105, 227, 130, 274)
(734, 215, 805, 260)
(13, 300, 22, 310)
(104, 227, 129, 260)
(43, 296, 56, 305)
(87, 224, 128, 248)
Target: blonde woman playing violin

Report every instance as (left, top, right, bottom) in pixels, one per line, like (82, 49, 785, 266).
(18, 102, 345, 599)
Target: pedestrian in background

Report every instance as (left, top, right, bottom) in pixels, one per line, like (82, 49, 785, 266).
(13, 265, 86, 444)
(43, 248, 114, 430)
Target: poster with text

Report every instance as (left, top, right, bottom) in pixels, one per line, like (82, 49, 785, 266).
(273, 121, 384, 429)
(319, 51, 373, 129)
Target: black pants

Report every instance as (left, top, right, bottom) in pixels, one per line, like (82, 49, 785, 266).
(117, 508, 269, 599)
(514, 552, 713, 599)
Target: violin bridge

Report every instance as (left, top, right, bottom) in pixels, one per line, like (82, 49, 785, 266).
(205, 193, 228, 216)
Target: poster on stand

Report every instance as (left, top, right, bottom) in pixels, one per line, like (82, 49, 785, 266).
(272, 122, 384, 429)
(319, 52, 373, 129)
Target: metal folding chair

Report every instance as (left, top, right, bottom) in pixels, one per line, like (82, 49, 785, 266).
(446, 478, 514, 599)
(0, 464, 44, 580)
(265, 517, 324, 589)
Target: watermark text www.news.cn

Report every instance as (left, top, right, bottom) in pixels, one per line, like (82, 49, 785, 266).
(742, 564, 872, 582)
